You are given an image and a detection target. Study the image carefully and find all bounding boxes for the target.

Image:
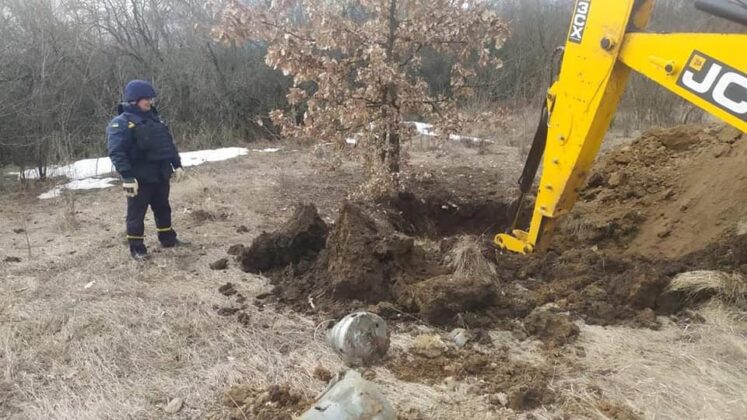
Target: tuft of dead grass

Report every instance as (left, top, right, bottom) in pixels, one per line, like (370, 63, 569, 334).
(447, 235, 497, 282)
(666, 270, 747, 308)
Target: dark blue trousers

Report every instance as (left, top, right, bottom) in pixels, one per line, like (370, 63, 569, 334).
(126, 181, 177, 250)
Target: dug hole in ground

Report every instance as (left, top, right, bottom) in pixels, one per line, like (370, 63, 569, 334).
(1, 123, 746, 419)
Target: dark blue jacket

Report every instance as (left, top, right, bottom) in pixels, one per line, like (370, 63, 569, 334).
(107, 104, 181, 183)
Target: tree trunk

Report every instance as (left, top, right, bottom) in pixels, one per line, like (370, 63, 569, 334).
(386, 127, 400, 173)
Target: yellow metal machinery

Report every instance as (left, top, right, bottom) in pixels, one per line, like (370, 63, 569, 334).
(496, 0, 747, 254)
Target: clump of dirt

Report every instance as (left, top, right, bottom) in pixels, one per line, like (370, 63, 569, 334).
(404, 274, 497, 325)
(191, 208, 228, 223)
(561, 124, 747, 258)
(227, 244, 245, 255)
(210, 384, 311, 420)
(239, 203, 328, 273)
(218, 282, 237, 296)
(323, 202, 406, 302)
(313, 365, 333, 383)
(523, 305, 580, 346)
(210, 258, 229, 270)
(493, 248, 672, 325)
(243, 168, 519, 322)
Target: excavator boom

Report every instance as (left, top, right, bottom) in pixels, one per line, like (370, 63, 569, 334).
(496, 0, 747, 254)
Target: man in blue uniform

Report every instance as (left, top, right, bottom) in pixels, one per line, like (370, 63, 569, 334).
(107, 80, 186, 260)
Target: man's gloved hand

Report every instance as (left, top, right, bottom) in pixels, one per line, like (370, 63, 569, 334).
(173, 167, 186, 182)
(122, 178, 139, 197)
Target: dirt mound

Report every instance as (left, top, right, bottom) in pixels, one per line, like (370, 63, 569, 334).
(269, 200, 449, 315)
(562, 124, 747, 258)
(235, 143, 747, 329)
(239, 203, 328, 273)
(257, 197, 675, 327)
(405, 274, 497, 325)
(324, 202, 406, 302)
(237, 169, 515, 322)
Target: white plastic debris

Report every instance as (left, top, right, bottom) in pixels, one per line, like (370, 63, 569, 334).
(328, 311, 390, 367)
(300, 370, 395, 420)
(448, 328, 471, 348)
(163, 397, 184, 414)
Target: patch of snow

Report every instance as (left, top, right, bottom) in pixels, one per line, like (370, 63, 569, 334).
(25, 147, 250, 180)
(336, 122, 490, 146)
(179, 147, 249, 166)
(411, 121, 436, 137)
(38, 189, 63, 200)
(406, 121, 492, 143)
(251, 147, 281, 153)
(24, 157, 115, 180)
(39, 177, 118, 199)
(34, 147, 249, 199)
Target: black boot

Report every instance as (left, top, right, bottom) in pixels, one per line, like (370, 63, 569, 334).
(130, 242, 149, 261)
(158, 227, 180, 248)
(161, 238, 189, 248)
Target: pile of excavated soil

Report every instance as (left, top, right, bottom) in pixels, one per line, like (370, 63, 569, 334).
(243, 197, 500, 323)
(237, 167, 517, 325)
(234, 195, 714, 330)
(560, 124, 747, 258)
(230, 125, 747, 331)
(240, 204, 328, 273)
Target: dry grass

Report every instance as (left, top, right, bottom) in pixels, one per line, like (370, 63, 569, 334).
(0, 155, 349, 419)
(0, 248, 349, 420)
(60, 189, 78, 231)
(666, 271, 747, 308)
(447, 235, 497, 282)
(3, 141, 747, 420)
(545, 303, 747, 420)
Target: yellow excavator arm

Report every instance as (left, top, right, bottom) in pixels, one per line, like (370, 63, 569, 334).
(496, 0, 747, 254)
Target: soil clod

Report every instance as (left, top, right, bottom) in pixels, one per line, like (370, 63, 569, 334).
(210, 258, 229, 270)
(218, 282, 237, 296)
(240, 203, 327, 273)
(524, 305, 580, 346)
(313, 365, 333, 383)
(227, 244, 245, 256)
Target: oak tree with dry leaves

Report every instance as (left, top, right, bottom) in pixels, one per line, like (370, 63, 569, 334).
(215, 0, 509, 193)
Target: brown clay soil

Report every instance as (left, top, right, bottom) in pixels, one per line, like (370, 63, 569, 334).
(560, 124, 747, 258)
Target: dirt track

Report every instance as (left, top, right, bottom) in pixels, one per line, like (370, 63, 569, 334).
(2, 128, 747, 419)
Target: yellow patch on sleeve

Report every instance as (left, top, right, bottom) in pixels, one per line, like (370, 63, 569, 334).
(127, 122, 136, 129)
